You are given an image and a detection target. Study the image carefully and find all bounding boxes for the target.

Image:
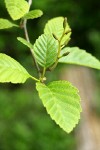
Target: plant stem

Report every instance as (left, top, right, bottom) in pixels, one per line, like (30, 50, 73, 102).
(49, 42, 61, 70)
(40, 67, 46, 82)
(49, 35, 64, 70)
(30, 76, 40, 82)
(23, 0, 41, 77)
(49, 27, 67, 71)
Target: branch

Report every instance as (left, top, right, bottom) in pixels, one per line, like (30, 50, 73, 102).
(23, 0, 41, 77)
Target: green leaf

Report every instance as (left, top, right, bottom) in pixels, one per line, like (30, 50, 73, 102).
(0, 19, 18, 29)
(59, 47, 100, 70)
(17, 37, 33, 49)
(33, 34, 58, 68)
(5, 0, 29, 20)
(0, 53, 31, 83)
(36, 81, 81, 133)
(23, 9, 43, 19)
(44, 17, 71, 45)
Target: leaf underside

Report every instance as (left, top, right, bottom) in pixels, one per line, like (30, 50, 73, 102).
(17, 37, 33, 50)
(59, 47, 100, 70)
(33, 34, 58, 68)
(0, 53, 31, 83)
(44, 17, 71, 45)
(23, 9, 43, 19)
(0, 19, 18, 29)
(36, 81, 81, 133)
(5, 0, 29, 20)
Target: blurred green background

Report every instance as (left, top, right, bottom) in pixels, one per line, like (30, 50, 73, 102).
(0, 0, 100, 150)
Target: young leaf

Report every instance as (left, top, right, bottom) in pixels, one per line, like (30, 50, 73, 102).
(17, 37, 33, 49)
(0, 53, 31, 83)
(36, 81, 81, 133)
(23, 9, 43, 19)
(33, 34, 58, 68)
(44, 17, 71, 45)
(59, 47, 100, 70)
(0, 19, 18, 29)
(5, 0, 29, 20)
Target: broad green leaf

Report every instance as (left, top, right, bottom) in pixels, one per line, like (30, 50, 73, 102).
(0, 19, 18, 29)
(17, 37, 33, 49)
(44, 17, 71, 45)
(23, 9, 43, 19)
(36, 81, 81, 133)
(33, 34, 58, 68)
(0, 53, 31, 83)
(5, 0, 29, 20)
(59, 47, 100, 70)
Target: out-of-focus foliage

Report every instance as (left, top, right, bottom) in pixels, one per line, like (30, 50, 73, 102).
(0, 87, 76, 150)
(0, 0, 100, 149)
